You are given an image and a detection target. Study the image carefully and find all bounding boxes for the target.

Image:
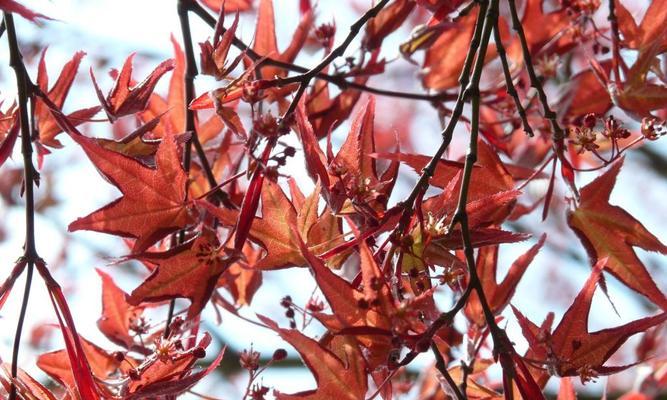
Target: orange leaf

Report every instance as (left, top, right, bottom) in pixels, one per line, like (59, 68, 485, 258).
(567, 158, 667, 309)
(97, 269, 146, 351)
(514, 261, 667, 383)
(35, 50, 101, 148)
(91, 54, 174, 121)
(68, 131, 197, 253)
(200, 179, 345, 270)
(259, 315, 368, 400)
(129, 231, 235, 318)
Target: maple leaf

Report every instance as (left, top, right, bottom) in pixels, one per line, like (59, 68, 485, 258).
(34, 49, 101, 148)
(513, 261, 667, 385)
(141, 36, 225, 142)
(0, 361, 61, 400)
(68, 130, 197, 253)
(422, 9, 479, 90)
(199, 11, 244, 80)
(363, 0, 416, 50)
(96, 269, 147, 352)
(373, 139, 516, 202)
(616, 0, 667, 52)
(91, 54, 174, 121)
(296, 96, 398, 216)
(259, 315, 368, 400)
(249, 0, 314, 80)
(37, 337, 131, 395)
(129, 231, 237, 318)
(200, 179, 345, 270)
(125, 334, 224, 399)
(567, 158, 667, 309)
(609, 1, 667, 114)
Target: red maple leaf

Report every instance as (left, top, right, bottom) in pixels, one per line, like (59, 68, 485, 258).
(567, 158, 667, 309)
(68, 131, 197, 253)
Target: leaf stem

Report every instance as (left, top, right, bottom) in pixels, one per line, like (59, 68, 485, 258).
(431, 343, 466, 400)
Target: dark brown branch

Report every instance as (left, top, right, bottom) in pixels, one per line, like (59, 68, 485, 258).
(432, 343, 466, 400)
(393, 0, 489, 235)
(186, 0, 457, 103)
(4, 11, 39, 400)
(492, 17, 533, 136)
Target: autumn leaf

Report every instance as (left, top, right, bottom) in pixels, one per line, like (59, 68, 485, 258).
(68, 130, 197, 253)
(258, 315, 368, 400)
(91, 54, 174, 121)
(567, 158, 667, 309)
(422, 8, 479, 90)
(296, 96, 398, 216)
(126, 334, 224, 399)
(37, 337, 131, 395)
(513, 260, 667, 385)
(141, 36, 225, 141)
(0, 361, 61, 400)
(34, 49, 101, 148)
(363, 0, 416, 50)
(96, 269, 146, 352)
(129, 231, 237, 318)
(200, 179, 345, 270)
(249, 0, 314, 80)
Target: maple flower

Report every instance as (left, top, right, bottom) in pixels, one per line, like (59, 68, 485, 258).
(576, 364, 599, 384)
(568, 125, 599, 153)
(240, 346, 261, 371)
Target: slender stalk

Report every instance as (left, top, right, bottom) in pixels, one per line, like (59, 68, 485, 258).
(165, 0, 199, 337)
(607, 0, 623, 89)
(492, 18, 533, 136)
(431, 343, 466, 400)
(506, 0, 578, 199)
(4, 11, 39, 400)
(394, 0, 489, 235)
(185, 0, 458, 103)
(275, 0, 391, 119)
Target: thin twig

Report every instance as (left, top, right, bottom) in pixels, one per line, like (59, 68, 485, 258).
(277, 0, 392, 119)
(492, 17, 533, 136)
(431, 343, 466, 400)
(4, 11, 39, 400)
(506, 0, 578, 197)
(186, 0, 457, 103)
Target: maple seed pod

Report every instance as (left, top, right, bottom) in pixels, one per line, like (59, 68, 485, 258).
(583, 113, 597, 129)
(280, 296, 292, 308)
(193, 347, 207, 359)
(285, 308, 295, 319)
(272, 348, 288, 361)
(113, 351, 125, 362)
(284, 146, 296, 157)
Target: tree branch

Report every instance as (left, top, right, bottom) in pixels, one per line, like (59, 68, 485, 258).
(185, 0, 457, 103)
(4, 11, 39, 400)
